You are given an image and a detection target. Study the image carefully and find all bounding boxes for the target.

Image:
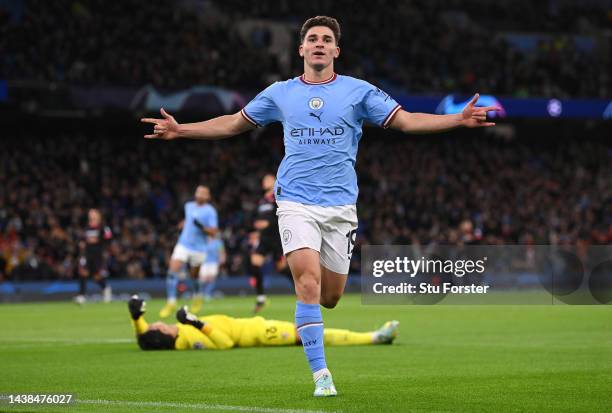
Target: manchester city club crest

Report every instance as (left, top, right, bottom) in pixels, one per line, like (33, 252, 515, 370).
(308, 97, 324, 110)
(282, 229, 292, 244)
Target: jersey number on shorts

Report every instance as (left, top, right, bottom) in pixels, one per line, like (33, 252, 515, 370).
(345, 229, 357, 257)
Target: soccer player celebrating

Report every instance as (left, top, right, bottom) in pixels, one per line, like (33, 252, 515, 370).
(159, 185, 218, 317)
(75, 208, 112, 304)
(250, 173, 288, 313)
(129, 295, 398, 351)
(142, 16, 498, 396)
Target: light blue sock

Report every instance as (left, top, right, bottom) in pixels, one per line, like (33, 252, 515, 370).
(166, 271, 179, 301)
(203, 280, 216, 298)
(295, 301, 327, 373)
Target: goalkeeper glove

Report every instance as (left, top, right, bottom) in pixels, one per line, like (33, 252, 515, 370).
(128, 295, 146, 320)
(176, 306, 205, 330)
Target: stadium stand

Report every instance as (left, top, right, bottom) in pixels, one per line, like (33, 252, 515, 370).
(1, 125, 610, 281)
(0, 0, 609, 97)
(0, 0, 610, 282)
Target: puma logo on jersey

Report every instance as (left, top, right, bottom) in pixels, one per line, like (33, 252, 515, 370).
(309, 112, 322, 122)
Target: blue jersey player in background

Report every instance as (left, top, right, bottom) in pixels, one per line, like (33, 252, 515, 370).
(159, 185, 218, 317)
(197, 234, 225, 301)
(142, 16, 499, 397)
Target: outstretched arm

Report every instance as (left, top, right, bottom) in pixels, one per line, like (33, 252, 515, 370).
(389, 93, 498, 134)
(141, 108, 256, 140)
(177, 306, 234, 350)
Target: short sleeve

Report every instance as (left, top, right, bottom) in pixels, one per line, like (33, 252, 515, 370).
(205, 208, 218, 229)
(241, 83, 282, 127)
(359, 84, 402, 129)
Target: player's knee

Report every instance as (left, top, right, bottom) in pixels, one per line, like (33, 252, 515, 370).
(294, 270, 320, 299)
(296, 275, 319, 292)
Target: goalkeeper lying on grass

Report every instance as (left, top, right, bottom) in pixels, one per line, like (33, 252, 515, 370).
(128, 295, 398, 350)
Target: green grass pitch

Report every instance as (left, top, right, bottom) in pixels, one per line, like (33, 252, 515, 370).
(1, 294, 611, 412)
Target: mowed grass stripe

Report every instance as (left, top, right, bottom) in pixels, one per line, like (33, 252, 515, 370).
(78, 398, 341, 413)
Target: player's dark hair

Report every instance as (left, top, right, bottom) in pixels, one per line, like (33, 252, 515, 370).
(137, 330, 176, 350)
(300, 16, 341, 45)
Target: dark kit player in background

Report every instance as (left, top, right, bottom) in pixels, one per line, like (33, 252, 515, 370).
(75, 208, 112, 304)
(250, 174, 290, 313)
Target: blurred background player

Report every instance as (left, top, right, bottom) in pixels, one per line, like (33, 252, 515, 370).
(249, 174, 288, 313)
(159, 185, 218, 317)
(129, 295, 398, 350)
(74, 208, 112, 304)
(192, 233, 226, 310)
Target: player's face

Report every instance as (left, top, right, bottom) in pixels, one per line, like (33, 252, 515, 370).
(262, 175, 275, 191)
(299, 26, 340, 71)
(88, 209, 101, 226)
(149, 322, 178, 338)
(195, 186, 210, 204)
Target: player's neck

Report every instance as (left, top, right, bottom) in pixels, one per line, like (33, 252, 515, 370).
(303, 65, 335, 83)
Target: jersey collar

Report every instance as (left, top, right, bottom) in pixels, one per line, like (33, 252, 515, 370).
(299, 73, 337, 85)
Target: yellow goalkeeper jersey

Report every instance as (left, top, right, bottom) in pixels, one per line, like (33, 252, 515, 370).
(174, 315, 296, 350)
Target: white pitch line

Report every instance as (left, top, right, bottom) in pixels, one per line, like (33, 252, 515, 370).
(78, 399, 340, 413)
(1, 338, 133, 344)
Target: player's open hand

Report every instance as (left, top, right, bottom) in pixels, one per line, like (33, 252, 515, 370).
(141, 108, 180, 140)
(461, 93, 499, 128)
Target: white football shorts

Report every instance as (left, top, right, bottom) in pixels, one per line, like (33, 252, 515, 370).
(276, 201, 358, 275)
(171, 244, 206, 268)
(198, 262, 220, 280)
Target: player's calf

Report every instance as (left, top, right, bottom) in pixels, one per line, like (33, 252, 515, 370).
(319, 266, 348, 309)
(319, 292, 342, 309)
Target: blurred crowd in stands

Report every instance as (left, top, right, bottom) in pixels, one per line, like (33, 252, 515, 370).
(1, 0, 610, 281)
(1, 0, 610, 97)
(1, 127, 610, 281)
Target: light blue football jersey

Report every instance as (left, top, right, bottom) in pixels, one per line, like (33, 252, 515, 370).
(205, 238, 224, 264)
(177, 201, 218, 252)
(241, 74, 401, 206)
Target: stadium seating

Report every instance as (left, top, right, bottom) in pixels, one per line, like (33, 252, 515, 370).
(1, 127, 610, 281)
(0, 0, 609, 97)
